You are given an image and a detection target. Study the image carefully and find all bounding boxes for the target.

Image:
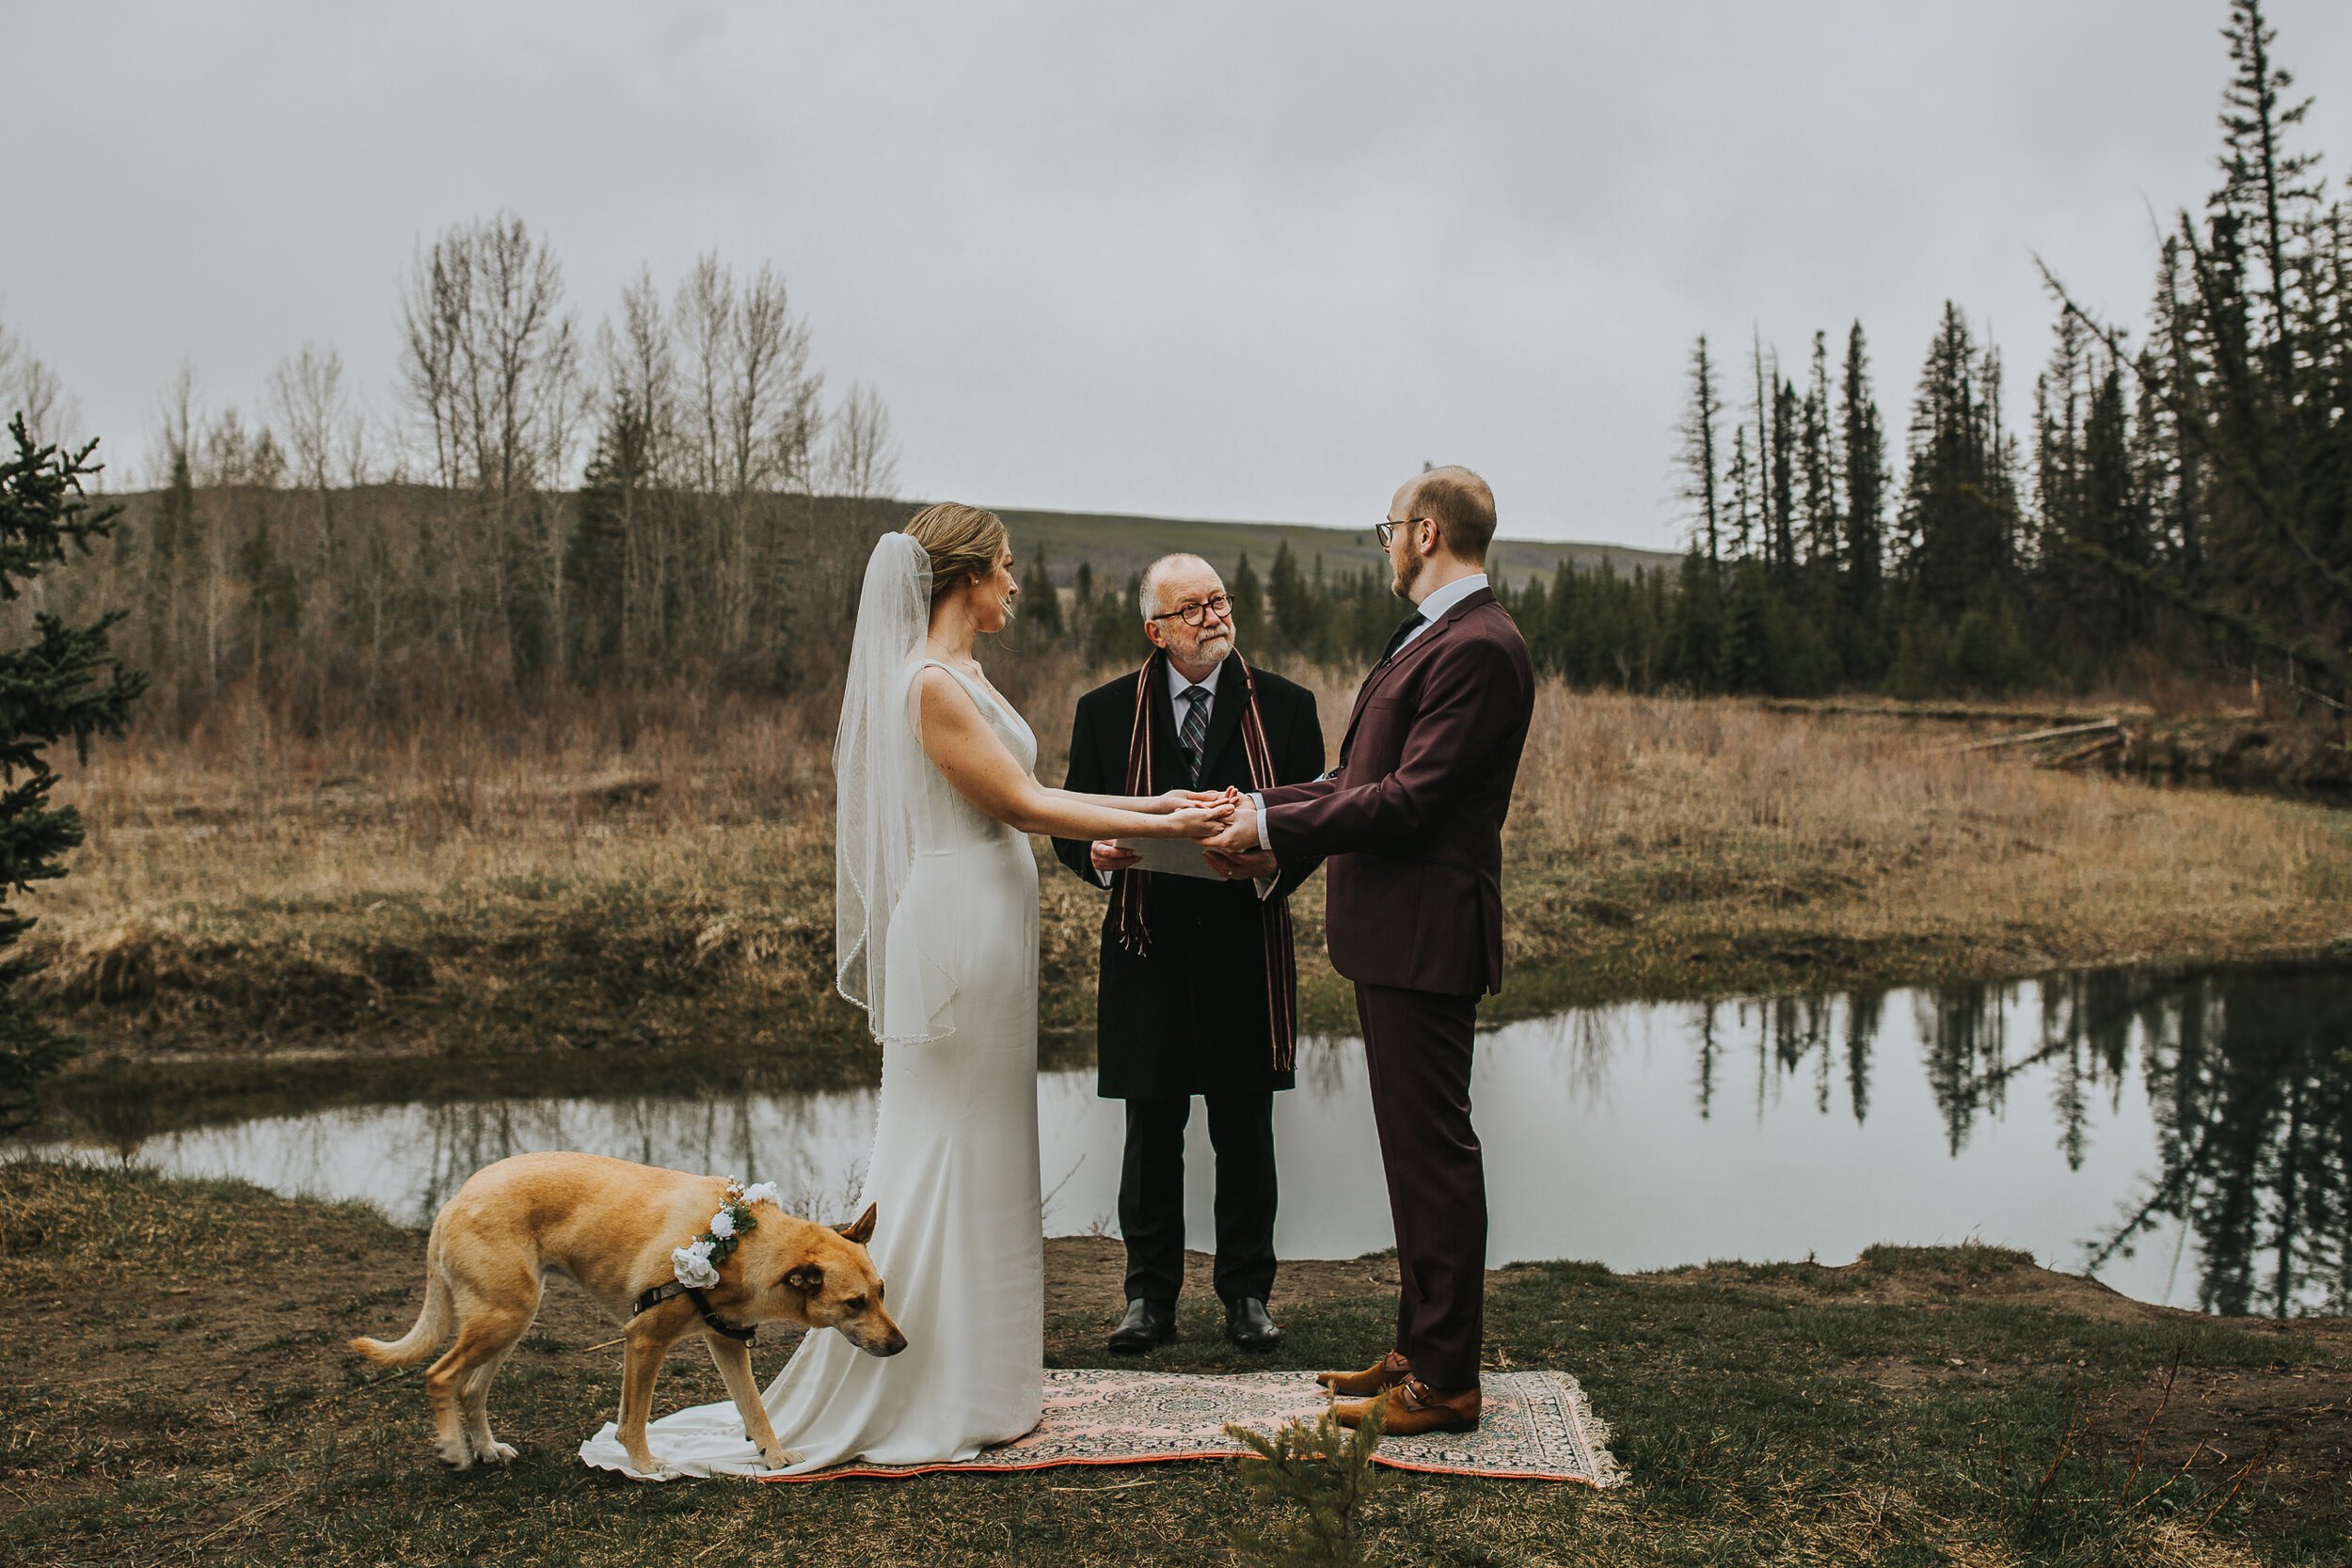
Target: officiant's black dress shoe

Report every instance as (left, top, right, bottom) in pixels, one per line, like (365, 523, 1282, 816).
(1224, 1297, 1282, 1352)
(1108, 1298, 1177, 1354)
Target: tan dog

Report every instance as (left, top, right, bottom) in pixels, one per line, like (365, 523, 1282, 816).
(351, 1150, 906, 1475)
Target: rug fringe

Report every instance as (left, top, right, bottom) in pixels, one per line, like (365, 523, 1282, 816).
(1550, 1372, 1631, 1489)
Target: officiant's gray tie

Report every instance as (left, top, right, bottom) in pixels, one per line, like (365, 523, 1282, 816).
(1179, 684, 1211, 784)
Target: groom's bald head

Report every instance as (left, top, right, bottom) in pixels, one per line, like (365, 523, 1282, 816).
(1400, 467, 1497, 564)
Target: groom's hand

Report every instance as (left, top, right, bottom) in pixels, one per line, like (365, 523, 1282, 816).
(1203, 847, 1277, 880)
(1090, 840, 1141, 873)
(1200, 793, 1259, 852)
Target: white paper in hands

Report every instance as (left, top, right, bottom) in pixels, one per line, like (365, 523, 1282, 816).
(1110, 836, 1226, 880)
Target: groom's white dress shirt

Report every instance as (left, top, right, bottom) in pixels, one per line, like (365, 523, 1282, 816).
(1248, 573, 1488, 848)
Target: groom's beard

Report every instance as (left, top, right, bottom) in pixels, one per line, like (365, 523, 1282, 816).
(1391, 537, 1426, 601)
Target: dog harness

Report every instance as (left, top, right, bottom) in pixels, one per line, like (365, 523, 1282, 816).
(630, 1281, 756, 1342)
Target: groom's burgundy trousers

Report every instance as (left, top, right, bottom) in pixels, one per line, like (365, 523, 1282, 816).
(1355, 982, 1485, 1392)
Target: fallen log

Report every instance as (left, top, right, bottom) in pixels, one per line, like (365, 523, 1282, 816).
(2043, 734, 2126, 768)
(1950, 720, 2122, 753)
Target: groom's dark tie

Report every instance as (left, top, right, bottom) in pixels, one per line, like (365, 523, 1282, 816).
(1378, 611, 1427, 667)
(1179, 684, 1212, 784)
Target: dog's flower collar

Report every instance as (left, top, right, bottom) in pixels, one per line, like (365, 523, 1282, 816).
(669, 1177, 783, 1290)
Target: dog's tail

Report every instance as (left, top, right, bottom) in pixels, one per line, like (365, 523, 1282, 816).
(349, 1210, 453, 1367)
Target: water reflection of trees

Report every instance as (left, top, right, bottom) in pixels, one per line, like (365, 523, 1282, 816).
(151, 1091, 877, 1230)
(1909, 968, 2348, 1315)
(1690, 967, 2349, 1316)
(1712, 973, 2352, 1316)
(1692, 992, 1882, 1126)
(2088, 972, 2351, 1317)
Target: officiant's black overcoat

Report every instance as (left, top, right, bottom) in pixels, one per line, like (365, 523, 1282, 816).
(1051, 655, 1324, 1099)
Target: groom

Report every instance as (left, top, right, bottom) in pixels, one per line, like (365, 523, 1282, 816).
(1052, 554, 1325, 1356)
(1203, 466, 1534, 1436)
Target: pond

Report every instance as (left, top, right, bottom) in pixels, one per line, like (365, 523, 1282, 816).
(36, 962, 2351, 1316)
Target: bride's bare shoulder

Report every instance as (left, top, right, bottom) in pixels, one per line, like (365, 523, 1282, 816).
(911, 664, 984, 727)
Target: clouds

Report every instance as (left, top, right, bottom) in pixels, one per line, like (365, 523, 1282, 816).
(7, 1, 2349, 545)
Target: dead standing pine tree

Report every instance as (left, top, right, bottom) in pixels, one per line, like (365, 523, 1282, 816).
(0, 417, 145, 1130)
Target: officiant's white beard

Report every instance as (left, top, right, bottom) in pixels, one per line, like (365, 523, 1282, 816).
(1191, 627, 1232, 661)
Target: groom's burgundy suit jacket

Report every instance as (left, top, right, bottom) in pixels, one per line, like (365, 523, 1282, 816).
(1258, 586, 1534, 997)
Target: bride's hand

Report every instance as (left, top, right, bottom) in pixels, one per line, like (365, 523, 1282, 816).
(1167, 802, 1234, 838)
(1152, 787, 1232, 814)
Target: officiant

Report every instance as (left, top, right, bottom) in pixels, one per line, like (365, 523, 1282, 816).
(1051, 554, 1325, 1356)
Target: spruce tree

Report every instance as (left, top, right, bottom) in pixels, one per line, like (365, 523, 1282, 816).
(565, 393, 649, 681)
(1229, 550, 1264, 650)
(1677, 336, 1724, 566)
(1025, 541, 1065, 641)
(1801, 331, 1841, 578)
(1266, 539, 1313, 655)
(1769, 375, 1800, 575)
(1839, 323, 1888, 623)
(0, 419, 146, 1130)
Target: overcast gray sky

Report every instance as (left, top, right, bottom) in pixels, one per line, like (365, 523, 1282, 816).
(8, 1, 2350, 550)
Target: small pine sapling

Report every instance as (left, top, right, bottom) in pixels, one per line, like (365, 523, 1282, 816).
(1222, 1397, 1387, 1567)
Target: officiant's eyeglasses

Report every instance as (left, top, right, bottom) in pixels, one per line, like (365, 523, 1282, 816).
(1151, 593, 1233, 627)
(1375, 516, 1431, 548)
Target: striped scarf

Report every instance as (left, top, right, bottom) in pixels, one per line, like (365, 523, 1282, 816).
(1109, 650, 1298, 1074)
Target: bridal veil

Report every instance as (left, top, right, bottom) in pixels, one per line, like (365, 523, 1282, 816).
(834, 531, 959, 1045)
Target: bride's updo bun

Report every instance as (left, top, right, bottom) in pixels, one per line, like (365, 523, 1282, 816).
(904, 503, 1009, 608)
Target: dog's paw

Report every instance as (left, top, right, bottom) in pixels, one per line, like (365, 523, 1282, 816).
(758, 1446, 803, 1470)
(477, 1440, 518, 1465)
(435, 1441, 476, 1471)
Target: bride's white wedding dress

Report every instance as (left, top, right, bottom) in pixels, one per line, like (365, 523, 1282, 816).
(580, 567, 1045, 1476)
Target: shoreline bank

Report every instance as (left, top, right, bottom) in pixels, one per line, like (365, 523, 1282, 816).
(32, 938, 2352, 1143)
(20, 688, 2350, 1134)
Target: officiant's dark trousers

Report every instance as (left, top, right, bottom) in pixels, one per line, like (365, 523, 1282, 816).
(1120, 1093, 1278, 1307)
(1357, 981, 1486, 1392)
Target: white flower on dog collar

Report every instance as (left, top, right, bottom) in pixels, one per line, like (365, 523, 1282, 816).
(670, 1178, 782, 1291)
(671, 1238, 721, 1290)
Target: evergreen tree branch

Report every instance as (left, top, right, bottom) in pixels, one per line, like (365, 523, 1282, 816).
(2032, 253, 2352, 607)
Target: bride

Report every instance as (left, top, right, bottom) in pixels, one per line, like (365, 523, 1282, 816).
(586, 503, 1230, 1476)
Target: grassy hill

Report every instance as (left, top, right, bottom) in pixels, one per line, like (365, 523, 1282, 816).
(981, 503, 1679, 592)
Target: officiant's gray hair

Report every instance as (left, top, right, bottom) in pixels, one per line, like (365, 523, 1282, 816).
(1139, 553, 1219, 619)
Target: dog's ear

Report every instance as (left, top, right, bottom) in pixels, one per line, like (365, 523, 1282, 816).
(786, 1262, 825, 1295)
(835, 1201, 878, 1246)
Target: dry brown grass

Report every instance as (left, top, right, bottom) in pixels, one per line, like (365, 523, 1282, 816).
(24, 671, 2352, 1079)
(1499, 689, 2352, 987)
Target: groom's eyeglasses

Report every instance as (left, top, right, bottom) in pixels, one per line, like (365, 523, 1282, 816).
(1151, 593, 1234, 627)
(1375, 516, 1431, 548)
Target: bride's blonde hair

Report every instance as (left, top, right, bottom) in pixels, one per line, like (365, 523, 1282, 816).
(904, 503, 1009, 609)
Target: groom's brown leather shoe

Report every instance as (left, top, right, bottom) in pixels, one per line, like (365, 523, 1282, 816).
(1315, 1349, 1413, 1398)
(1333, 1376, 1482, 1436)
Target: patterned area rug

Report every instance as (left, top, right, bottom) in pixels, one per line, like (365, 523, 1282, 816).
(755, 1370, 1624, 1486)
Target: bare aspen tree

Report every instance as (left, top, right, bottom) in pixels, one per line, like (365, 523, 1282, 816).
(813, 382, 900, 619)
(267, 343, 352, 714)
(397, 213, 583, 682)
(269, 343, 343, 495)
(0, 313, 84, 453)
(822, 382, 900, 513)
(674, 255, 820, 655)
